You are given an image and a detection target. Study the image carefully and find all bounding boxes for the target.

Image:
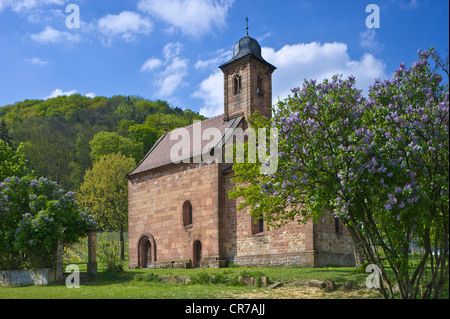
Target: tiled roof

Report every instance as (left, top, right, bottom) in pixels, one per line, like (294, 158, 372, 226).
(128, 114, 242, 177)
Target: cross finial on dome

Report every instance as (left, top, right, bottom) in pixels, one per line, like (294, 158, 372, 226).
(245, 17, 249, 36)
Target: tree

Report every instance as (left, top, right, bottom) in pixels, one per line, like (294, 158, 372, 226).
(231, 49, 448, 299)
(144, 113, 190, 132)
(0, 119, 12, 147)
(230, 79, 367, 267)
(128, 123, 160, 158)
(359, 48, 448, 298)
(1, 94, 202, 191)
(89, 131, 142, 163)
(0, 176, 96, 269)
(0, 139, 31, 182)
(77, 153, 136, 260)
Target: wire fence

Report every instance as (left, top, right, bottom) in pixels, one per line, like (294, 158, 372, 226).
(63, 231, 128, 263)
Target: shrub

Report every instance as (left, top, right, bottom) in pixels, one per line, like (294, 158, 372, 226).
(0, 176, 96, 269)
(98, 242, 123, 272)
(190, 271, 211, 285)
(353, 261, 370, 274)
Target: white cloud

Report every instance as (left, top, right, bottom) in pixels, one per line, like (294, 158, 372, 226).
(256, 32, 272, 43)
(98, 11, 152, 44)
(397, 0, 420, 9)
(155, 57, 189, 97)
(156, 71, 186, 97)
(141, 43, 189, 98)
(0, 0, 65, 12)
(163, 42, 182, 60)
(137, 0, 234, 37)
(141, 58, 163, 72)
(194, 49, 231, 69)
(44, 88, 77, 99)
(194, 42, 388, 118)
(25, 57, 49, 66)
(85, 93, 96, 98)
(193, 71, 223, 118)
(30, 25, 80, 44)
(359, 29, 384, 54)
(263, 42, 387, 102)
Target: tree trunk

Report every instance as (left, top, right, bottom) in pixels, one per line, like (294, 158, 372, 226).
(120, 229, 125, 260)
(347, 225, 365, 267)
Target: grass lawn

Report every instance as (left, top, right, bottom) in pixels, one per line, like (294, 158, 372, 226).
(1, 233, 445, 300)
(0, 263, 384, 299)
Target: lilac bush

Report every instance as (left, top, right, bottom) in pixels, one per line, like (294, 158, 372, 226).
(234, 48, 448, 298)
(0, 176, 96, 269)
(361, 48, 449, 298)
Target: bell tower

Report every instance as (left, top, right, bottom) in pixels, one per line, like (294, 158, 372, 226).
(219, 23, 276, 122)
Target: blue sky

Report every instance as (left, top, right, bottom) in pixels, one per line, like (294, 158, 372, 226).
(0, 0, 448, 117)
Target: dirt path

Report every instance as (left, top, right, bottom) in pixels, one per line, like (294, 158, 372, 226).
(229, 283, 383, 299)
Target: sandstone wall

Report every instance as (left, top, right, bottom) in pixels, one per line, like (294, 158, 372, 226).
(221, 173, 316, 267)
(128, 162, 222, 268)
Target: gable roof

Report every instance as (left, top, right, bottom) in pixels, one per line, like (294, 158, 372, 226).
(128, 114, 243, 178)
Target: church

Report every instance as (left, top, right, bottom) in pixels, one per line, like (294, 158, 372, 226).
(127, 32, 355, 269)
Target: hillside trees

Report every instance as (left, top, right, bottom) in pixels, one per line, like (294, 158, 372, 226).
(0, 139, 31, 185)
(0, 119, 12, 147)
(0, 95, 204, 191)
(0, 94, 204, 256)
(89, 131, 142, 163)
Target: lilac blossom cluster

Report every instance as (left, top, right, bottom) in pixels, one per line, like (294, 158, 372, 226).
(1, 176, 97, 268)
(260, 49, 448, 230)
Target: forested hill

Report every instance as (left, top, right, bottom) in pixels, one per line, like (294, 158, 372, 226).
(0, 94, 205, 191)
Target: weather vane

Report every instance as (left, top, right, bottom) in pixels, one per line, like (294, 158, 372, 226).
(246, 17, 249, 36)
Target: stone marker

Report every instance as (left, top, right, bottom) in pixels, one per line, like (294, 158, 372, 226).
(324, 279, 337, 292)
(308, 279, 325, 288)
(343, 282, 353, 291)
(269, 282, 283, 289)
(261, 276, 269, 287)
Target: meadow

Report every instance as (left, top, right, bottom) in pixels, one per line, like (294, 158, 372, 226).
(0, 232, 446, 300)
(0, 264, 383, 299)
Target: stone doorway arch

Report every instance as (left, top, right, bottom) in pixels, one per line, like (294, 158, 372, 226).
(193, 240, 202, 268)
(138, 234, 156, 268)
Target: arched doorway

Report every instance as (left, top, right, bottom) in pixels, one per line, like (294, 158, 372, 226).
(138, 235, 154, 268)
(193, 240, 202, 268)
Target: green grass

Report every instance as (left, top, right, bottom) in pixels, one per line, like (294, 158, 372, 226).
(2, 264, 447, 299)
(0, 276, 251, 299)
(0, 265, 379, 299)
(2, 232, 446, 299)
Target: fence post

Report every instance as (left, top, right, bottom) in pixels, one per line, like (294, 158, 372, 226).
(87, 231, 97, 275)
(56, 238, 64, 280)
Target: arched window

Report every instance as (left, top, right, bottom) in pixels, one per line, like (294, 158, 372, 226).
(233, 75, 241, 95)
(183, 201, 193, 227)
(335, 216, 340, 234)
(257, 75, 263, 96)
(251, 214, 264, 235)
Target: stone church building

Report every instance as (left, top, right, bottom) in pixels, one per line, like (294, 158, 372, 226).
(127, 33, 355, 269)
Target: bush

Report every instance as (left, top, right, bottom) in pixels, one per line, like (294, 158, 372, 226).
(190, 271, 211, 285)
(98, 242, 123, 272)
(353, 261, 369, 274)
(141, 272, 162, 282)
(0, 176, 96, 269)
